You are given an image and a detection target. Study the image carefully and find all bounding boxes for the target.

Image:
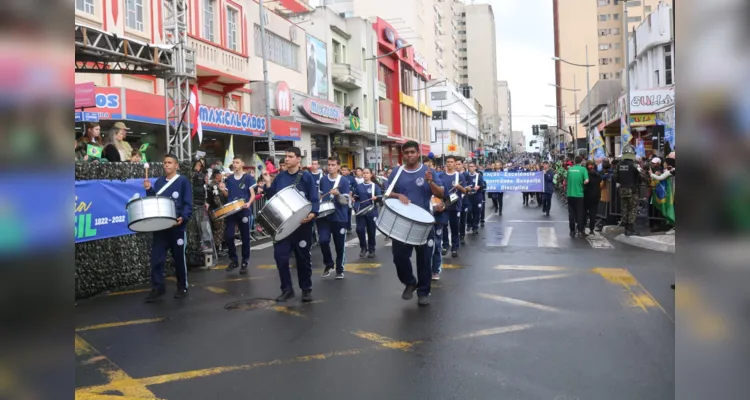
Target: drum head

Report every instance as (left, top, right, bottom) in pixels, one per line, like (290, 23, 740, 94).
(384, 198, 433, 223)
(273, 203, 313, 241)
(129, 217, 177, 232)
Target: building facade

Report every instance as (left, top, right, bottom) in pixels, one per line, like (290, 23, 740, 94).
(510, 130, 526, 153)
(428, 82, 479, 160)
(496, 80, 512, 147)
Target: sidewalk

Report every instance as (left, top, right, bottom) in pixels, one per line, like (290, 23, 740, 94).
(614, 232, 675, 253)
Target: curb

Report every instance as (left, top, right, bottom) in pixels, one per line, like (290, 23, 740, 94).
(601, 225, 625, 234)
(614, 234, 675, 253)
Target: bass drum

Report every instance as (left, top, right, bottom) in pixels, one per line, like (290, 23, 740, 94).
(257, 186, 312, 242)
(376, 198, 434, 246)
(126, 196, 178, 232)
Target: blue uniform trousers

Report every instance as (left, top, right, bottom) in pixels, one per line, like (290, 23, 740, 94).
(480, 193, 486, 223)
(317, 218, 347, 273)
(356, 214, 377, 253)
(442, 210, 461, 251)
(432, 225, 442, 274)
(224, 208, 251, 263)
(459, 204, 468, 237)
(151, 226, 188, 291)
(273, 222, 314, 292)
(392, 229, 435, 297)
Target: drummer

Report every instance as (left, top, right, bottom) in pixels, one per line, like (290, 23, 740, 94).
(218, 156, 256, 275)
(353, 168, 381, 258)
(438, 156, 467, 259)
(143, 154, 193, 303)
(386, 140, 444, 306)
(465, 162, 486, 235)
(456, 159, 469, 245)
(256, 147, 319, 302)
(318, 157, 352, 279)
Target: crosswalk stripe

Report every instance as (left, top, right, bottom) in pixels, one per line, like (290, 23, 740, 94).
(586, 233, 614, 249)
(499, 227, 512, 247)
(537, 227, 559, 248)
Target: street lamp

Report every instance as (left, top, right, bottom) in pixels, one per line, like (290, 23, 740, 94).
(549, 82, 580, 149)
(551, 49, 595, 156)
(365, 43, 412, 170)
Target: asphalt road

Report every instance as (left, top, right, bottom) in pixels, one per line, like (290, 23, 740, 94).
(75, 193, 675, 400)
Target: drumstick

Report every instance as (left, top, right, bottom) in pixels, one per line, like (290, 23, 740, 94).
(144, 162, 150, 180)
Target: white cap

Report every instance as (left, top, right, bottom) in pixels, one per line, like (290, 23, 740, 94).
(651, 157, 662, 164)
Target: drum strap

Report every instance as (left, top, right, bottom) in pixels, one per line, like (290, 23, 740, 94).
(384, 167, 405, 197)
(330, 174, 342, 201)
(156, 174, 180, 196)
(290, 170, 304, 189)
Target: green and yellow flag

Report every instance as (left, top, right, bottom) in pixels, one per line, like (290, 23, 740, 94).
(139, 143, 149, 162)
(87, 144, 102, 159)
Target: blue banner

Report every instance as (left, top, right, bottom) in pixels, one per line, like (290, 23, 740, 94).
(483, 171, 545, 193)
(75, 178, 156, 243)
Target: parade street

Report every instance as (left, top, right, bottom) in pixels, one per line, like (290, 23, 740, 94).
(75, 194, 675, 400)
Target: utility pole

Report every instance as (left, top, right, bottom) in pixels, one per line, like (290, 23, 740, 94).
(259, 0, 274, 159)
(623, 1, 632, 149)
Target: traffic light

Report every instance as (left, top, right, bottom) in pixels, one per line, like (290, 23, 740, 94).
(532, 125, 539, 135)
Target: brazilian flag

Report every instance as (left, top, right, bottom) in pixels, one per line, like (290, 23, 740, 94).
(87, 144, 102, 159)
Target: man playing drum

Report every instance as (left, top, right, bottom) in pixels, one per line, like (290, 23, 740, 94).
(219, 156, 256, 275)
(465, 162, 486, 236)
(143, 154, 193, 303)
(318, 157, 352, 279)
(257, 147, 319, 302)
(456, 159, 469, 245)
(438, 156, 467, 259)
(386, 141, 445, 306)
(353, 168, 381, 259)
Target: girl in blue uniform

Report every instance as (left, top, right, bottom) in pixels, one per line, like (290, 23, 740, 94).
(353, 168, 381, 258)
(317, 157, 352, 279)
(219, 156, 256, 274)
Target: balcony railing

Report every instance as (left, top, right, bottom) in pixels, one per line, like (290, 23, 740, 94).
(190, 38, 247, 79)
(332, 63, 364, 89)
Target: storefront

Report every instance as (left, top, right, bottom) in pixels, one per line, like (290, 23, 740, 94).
(288, 91, 345, 166)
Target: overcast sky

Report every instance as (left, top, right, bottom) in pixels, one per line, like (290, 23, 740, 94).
(486, 0, 556, 147)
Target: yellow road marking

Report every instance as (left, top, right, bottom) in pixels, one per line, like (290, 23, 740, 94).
(675, 283, 726, 339)
(592, 268, 673, 321)
(494, 265, 570, 271)
(344, 263, 381, 275)
(205, 286, 228, 294)
(477, 293, 561, 312)
(214, 264, 228, 270)
(256, 264, 280, 269)
(76, 318, 165, 332)
(107, 276, 271, 296)
(270, 306, 305, 318)
(76, 348, 369, 395)
(74, 335, 159, 399)
(451, 324, 534, 339)
(441, 263, 463, 270)
(351, 330, 420, 351)
(166, 277, 176, 282)
(491, 273, 574, 284)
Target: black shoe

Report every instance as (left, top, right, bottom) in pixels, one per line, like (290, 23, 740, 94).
(335, 272, 345, 280)
(276, 290, 295, 302)
(569, 231, 575, 238)
(226, 261, 239, 272)
(321, 266, 333, 277)
(480, 222, 485, 227)
(144, 289, 165, 303)
(460, 237, 466, 245)
(452, 251, 458, 258)
(402, 284, 417, 300)
(301, 290, 313, 302)
(359, 249, 367, 258)
(239, 262, 249, 275)
(174, 288, 188, 299)
(367, 251, 375, 258)
(417, 295, 430, 306)
(546, 211, 550, 216)
(441, 248, 448, 256)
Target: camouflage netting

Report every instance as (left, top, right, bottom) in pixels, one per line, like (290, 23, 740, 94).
(75, 161, 199, 299)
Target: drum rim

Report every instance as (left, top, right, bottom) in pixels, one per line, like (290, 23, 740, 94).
(258, 186, 307, 216)
(126, 195, 173, 206)
(355, 203, 375, 216)
(211, 198, 246, 215)
(128, 215, 178, 232)
(383, 198, 434, 224)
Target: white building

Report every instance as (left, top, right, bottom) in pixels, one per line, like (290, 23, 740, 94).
(626, 1, 674, 91)
(428, 82, 479, 159)
(496, 80, 512, 147)
(510, 130, 525, 153)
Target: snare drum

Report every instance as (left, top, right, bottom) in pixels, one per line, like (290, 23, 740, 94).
(126, 196, 178, 232)
(257, 186, 312, 241)
(376, 198, 434, 245)
(317, 200, 336, 219)
(211, 199, 246, 220)
(447, 191, 460, 206)
(430, 196, 446, 214)
(355, 203, 375, 217)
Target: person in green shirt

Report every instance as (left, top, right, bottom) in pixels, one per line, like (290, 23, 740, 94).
(566, 156, 589, 237)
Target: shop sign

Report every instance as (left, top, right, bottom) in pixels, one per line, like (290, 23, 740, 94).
(350, 137, 364, 147)
(75, 82, 96, 109)
(349, 115, 361, 131)
(630, 87, 675, 114)
(331, 134, 348, 147)
(276, 81, 292, 117)
(447, 144, 457, 152)
(299, 98, 343, 125)
(199, 105, 267, 133)
(75, 111, 99, 123)
(396, 39, 407, 52)
(629, 113, 656, 127)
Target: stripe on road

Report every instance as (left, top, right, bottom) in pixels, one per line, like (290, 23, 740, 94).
(537, 227, 559, 248)
(477, 293, 561, 312)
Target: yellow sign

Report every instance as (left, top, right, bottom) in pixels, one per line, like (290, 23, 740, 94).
(629, 113, 656, 127)
(447, 144, 457, 152)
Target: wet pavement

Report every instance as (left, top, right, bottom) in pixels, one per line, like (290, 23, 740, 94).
(75, 194, 675, 400)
